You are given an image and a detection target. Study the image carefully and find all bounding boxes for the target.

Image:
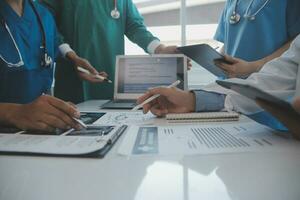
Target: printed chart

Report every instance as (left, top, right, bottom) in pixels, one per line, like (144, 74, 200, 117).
(95, 112, 157, 126)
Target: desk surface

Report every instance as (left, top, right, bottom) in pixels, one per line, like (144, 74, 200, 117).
(1, 100, 300, 200)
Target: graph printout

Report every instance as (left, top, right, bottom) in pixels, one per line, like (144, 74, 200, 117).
(118, 122, 297, 156)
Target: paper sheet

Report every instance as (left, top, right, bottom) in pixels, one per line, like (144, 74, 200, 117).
(118, 122, 297, 156)
(94, 112, 157, 126)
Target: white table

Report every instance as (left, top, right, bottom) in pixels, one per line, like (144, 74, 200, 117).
(1, 100, 300, 200)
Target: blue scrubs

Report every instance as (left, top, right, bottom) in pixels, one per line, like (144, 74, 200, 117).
(0, 0, 58, 104)
(214, 0, 300, 130)
(215, 0, 300, 61)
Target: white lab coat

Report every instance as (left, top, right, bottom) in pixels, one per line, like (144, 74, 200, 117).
(202, 34, 300, 115)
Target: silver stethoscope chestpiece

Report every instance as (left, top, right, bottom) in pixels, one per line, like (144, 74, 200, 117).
(229, 0, 270, 25)
(229, 12, 241, 25)
(111, 8, 120, 19)
(43, 53, 53, 68)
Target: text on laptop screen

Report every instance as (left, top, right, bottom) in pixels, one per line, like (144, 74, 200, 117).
(117, 57, 185, 94)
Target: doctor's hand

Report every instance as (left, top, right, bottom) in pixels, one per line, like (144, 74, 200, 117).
(155, 44, 192, 70)
(6, 95, 84, 133)
(66, 52, 108, 83)
(137, 87, 196, 117)
(215, 55, 262, 78)
(256, 98, 300, 140)
(155, 44, 179, 54)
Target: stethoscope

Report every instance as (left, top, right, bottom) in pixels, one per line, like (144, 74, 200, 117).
(229, 0, 271, 25)
(111, 0, 120, 19)
(0, 0, 53, 68)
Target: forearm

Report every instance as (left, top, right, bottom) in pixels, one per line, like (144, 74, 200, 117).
(44, 1, 73, 58)
(255, 40, 293, 70)
(0, 103, 20, 126)
(126, 28, 159, 53)
(193, 90, 226, 112)
(58, 43, 74, 58)
(148, 40, 161, 54)
(125, 0, 159, 52)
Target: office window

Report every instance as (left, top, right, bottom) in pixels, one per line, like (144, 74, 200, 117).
(185, 0, 225, 88)
(126, 0, 181, 55)
(126, 0, 225, 88)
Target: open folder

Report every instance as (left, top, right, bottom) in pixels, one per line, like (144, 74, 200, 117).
(0, 113, 127, 158)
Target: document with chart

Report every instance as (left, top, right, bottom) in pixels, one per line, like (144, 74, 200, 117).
(94, 111, 157, 126)
(118, 122, 298, 156)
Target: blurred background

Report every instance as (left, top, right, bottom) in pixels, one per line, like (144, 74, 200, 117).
(126, 0, 226, 88)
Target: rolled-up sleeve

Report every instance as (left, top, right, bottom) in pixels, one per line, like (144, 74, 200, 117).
(193, 90, 226, 112)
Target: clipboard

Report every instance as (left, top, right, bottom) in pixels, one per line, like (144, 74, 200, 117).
(0, 125, 128, 158)
(177, 44, 232, 78)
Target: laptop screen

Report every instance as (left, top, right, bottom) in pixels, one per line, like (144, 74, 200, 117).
(115, 55, 187, 98)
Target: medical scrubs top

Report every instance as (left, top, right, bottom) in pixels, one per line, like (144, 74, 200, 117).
(0, 0, 59, 104)
(215, 0, 300, 61)
(214, 0, 300, 130)
(42, 0, 159, 103)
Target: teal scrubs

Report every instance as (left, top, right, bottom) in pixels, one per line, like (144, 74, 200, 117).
(42, 0, 159, 103)
(214, 0, 300, 130)
(215, 0, 300, 61)
(0, 0, 58, 104)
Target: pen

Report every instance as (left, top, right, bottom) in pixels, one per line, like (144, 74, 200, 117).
(73, 117, 88, 129)
(132, 80, 181, 111)
(77, 66, 113, 83)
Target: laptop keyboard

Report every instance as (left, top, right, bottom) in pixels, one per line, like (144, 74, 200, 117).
(113, 100, 136, 103)
(101, 99, 137, 109)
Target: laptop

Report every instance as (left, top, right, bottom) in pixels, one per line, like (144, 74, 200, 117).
(101, 54, 187, 109)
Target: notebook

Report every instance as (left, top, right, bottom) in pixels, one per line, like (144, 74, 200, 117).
(166, 112, 240, 123)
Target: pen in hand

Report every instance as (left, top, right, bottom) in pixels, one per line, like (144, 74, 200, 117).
(77, 66, 113, 83)
(132, 80, 181, 111)
(72, 117, 87, 129)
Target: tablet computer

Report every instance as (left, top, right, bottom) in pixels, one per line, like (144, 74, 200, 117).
(216, 79, 298, 115)
(177, 44, 232, 78)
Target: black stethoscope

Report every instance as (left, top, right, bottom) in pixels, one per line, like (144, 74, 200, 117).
(229, 0, 271, 25)
(0, 0, 52, 68)
(111, 0, 120, 19)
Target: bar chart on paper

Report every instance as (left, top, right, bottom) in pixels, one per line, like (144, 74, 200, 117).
(189, 127, 251, 149)
(118, 122, 296, 156)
